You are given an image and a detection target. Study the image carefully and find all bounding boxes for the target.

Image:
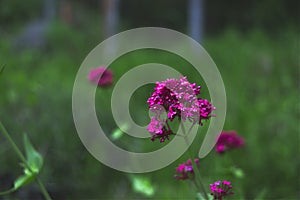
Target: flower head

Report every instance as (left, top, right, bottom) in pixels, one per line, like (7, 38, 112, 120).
(215, 131, 245, 154)
(210, 180, 234, 200)
(147, 77, 215, 142)
(174, 158, 200, 180)
(88, 66, 113, 87)
(147, 117, 173, 142)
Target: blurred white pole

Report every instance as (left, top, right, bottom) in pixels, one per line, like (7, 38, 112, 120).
(103, 0, 120, 37)
(188, 0, 204, 42)
(102, 0, 120, 58)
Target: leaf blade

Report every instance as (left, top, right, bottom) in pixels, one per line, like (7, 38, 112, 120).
(14, 173, 35, 190)
(131, 176, 155, 197)
(23, 134, 43, 173)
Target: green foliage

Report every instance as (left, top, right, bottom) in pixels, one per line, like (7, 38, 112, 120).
(0, 0, 41, 27)
(0, 14, 298, 198)
(0, 134, 43, 195)
(111, 123, 129, 141)
(13, 170, 35, 191)
(197, 192, 214, 200)
(13, 134, 43, 191)
(230, 167, 244, 179)
(254, 188, 267, 200)
(131, 176, 155, 197)
(23, 134, 43, 174)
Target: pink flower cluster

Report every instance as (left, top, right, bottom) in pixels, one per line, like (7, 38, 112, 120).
(174, 158, 200, 180)
(147, 77, 215, 142)
(210, 180, 234, 200)
(88, 66, 113, 87)
(215, 131, 245, 154)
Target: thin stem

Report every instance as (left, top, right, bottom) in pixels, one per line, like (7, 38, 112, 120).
(165, 120, 171, 131)
(180, 122, 209, 200)
(187, 122, 196, 135)
(191, 178, 201, 192)
(180, 121, 187, 135)
(0, 121, 52, 200)
(36, 177, 52, 200)
(0, 188, 15, 195)
(0, 122, 28, 166)
(195, 168, 209, 200)
(175, 134, 185, 137)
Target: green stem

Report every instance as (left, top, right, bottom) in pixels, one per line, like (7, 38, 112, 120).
(0, 122, 28, 166)
(35, 177, 52, 200)
(0, 121, 52, 200)
(180, 122, 209, 200)
(191, 178, 201, 193)
(0, 188, 15, 195)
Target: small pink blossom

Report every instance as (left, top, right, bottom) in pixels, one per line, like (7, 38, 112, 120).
(147, 117, 173, 142)
(174, 158, 200, 180)
(88, 66, 113, 87)
(210, 180, 234, 200)
(215, 130, 245, 154)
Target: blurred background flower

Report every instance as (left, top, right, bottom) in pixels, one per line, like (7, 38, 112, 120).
(88, 66, 113, 87)
(215, 131, 245, 154)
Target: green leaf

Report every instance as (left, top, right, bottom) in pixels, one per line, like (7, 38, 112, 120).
(9, 134, 44, 192)
(14, 173, 35, 190)
(254, 188, 267, 200)
(0, 133, 44, 195)
(131, 176, 155, 197)
(23, 134, 43, 173)
(196, 193, 214, 200)
(0, 165, 36, 195)
(111, 123, 129, 141)
(230, 166, 244, 178)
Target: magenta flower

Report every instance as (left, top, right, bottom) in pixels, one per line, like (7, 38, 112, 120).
(147, 77, 215, 142)
(215, 131, 245, 154)
(147, 117, 173, 142)
(174, 158, 200, 180)
(88, 66, 113, 87)
(210, 180, 234, 200)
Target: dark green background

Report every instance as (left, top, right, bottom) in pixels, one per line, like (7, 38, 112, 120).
(0, 0, 299, 199)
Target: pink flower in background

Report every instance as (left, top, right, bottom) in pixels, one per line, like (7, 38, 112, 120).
(88, 66, 113, 87)
(147, 77, 215, 142)
(174, 158, 200, 180)
(210, 180, 234, 200)
(215, 131, 245, 154)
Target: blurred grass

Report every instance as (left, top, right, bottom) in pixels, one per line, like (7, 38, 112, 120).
(0, 22, 299, 199)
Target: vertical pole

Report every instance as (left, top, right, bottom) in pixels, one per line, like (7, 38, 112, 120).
(103, 0, 120, 38)
(188, 0, 204, 42)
